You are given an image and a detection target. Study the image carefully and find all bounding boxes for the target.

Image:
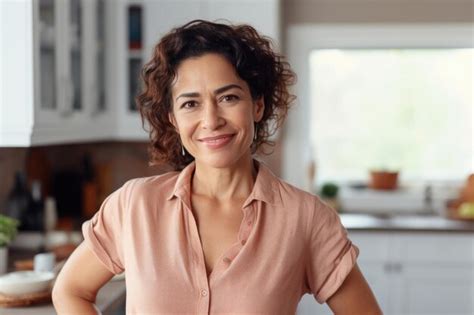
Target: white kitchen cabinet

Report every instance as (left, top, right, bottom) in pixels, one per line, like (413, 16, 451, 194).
(389, 233, 474, 315)
(0, 0, 110, 146)
(391, 264, 473, 315)
(297, 232, 474, 315)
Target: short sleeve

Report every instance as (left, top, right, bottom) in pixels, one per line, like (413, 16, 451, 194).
(305, 198, 360, 304)
(81, 180, 133, 275)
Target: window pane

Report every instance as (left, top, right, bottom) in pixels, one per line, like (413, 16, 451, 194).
(310, 49, 473, 184)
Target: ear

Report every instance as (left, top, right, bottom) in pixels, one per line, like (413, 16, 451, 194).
(168, 112, 178, 131)
(253, 96, 264, 123)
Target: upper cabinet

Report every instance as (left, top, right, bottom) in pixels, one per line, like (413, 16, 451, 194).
(0, 0, 281, 146)
(33, 0, 111, 142)
(0, 0, 110, 146)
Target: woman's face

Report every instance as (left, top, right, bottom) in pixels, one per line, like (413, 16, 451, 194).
(169, 53, 264, 169)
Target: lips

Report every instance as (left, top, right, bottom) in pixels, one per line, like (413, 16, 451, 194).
(199, 134, 234, 142)
(198, 134, 235, 149)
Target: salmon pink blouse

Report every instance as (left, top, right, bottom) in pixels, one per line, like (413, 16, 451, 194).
(82, 159, 359, 314)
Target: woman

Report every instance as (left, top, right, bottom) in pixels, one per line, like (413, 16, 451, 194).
(53, 20, 381, 314)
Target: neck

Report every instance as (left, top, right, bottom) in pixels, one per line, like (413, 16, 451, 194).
(192, 155, 257, 203)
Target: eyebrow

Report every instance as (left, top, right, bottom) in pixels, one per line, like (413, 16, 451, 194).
(175, 84, 243, 102)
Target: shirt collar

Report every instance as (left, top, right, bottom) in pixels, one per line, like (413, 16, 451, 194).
(166, 159, 282, 209)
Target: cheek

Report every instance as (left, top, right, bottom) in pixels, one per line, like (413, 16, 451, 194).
(235, 115, 255, 139)
(174, 117, 196, 137)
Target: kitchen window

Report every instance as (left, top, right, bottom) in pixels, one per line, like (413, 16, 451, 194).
(284, 24, 473, 197)
(309, 48, 473, 186)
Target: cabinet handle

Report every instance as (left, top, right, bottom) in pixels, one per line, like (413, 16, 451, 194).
(393, 263, 403, 273)
(384, 262, 403, 273)
(90, 81, 102, 115)
(59, 76, 74, 117)
(67, 77, 75, 113)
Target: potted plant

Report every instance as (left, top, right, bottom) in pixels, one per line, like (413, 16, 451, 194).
(0, 214, 20, 274)
(319, 182, 340, 211)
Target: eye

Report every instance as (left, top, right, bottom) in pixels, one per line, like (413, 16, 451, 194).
(180, 100, 198, 109)
(220, 94, 239, 103)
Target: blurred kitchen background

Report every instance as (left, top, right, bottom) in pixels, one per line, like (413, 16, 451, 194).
(0, 0, 473, 314)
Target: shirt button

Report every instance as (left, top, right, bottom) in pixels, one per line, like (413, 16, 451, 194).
(223, 257, 232, 264)
(201, 289, 208, 297)
(246, 220, 252, 226)
(241, 239, 247, 246)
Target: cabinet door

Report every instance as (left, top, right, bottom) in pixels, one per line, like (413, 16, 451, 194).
(64, 0, 101, 118)
(35, 0, 63, 124)
(34, 0, 110, 143)
(391, 264, 474, 315)
(392, 233, 474, 315)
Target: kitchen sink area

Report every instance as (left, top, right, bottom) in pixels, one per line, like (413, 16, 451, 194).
(340, 212, 474, 232)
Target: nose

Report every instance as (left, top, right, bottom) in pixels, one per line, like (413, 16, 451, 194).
(202, 101, 224, 130)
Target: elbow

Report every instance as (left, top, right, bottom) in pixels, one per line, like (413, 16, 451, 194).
(51, 278, 98, 314)
(52, 279, 69, 309)
(51, 280, 63, 311)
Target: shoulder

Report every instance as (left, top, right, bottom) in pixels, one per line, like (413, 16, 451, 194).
(118, 171, 180, 202)
(272, 176, 337, 223)
(273, 176, 323, 210)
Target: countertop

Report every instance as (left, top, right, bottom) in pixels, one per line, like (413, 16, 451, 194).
(0, 279, 125, 315)
(1, 249, 126, 315)
(340, 212, 474, 232)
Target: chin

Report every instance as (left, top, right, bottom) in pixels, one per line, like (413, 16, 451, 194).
(195, 150, 249, 169)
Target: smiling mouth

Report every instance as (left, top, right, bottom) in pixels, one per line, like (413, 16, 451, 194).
(199, 134, 235, 148)
(199, 134, 234, 142)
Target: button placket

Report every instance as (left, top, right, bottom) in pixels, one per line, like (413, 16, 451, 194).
(183, 201, 211, 312)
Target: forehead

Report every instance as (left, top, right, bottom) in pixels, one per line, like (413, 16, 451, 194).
(171, 53, 245, 95)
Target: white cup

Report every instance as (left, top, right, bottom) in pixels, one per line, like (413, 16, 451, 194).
(34, 252, 56, 273)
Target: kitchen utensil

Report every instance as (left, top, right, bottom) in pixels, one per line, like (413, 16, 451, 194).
(34, 253, 56, 272)
(0, 271, 55, 296)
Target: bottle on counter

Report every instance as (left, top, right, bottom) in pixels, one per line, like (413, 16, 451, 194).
(5, 171, 32, 229)
(44, 196, 58, 232)
(21, 180, 45, 231)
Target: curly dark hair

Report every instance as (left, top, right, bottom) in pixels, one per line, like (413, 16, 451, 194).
(136, 19, 296, 170)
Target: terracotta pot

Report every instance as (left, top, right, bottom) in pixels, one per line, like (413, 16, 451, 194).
(369, 171, 399, 190)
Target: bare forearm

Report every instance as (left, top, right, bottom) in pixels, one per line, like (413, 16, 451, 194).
(53, 293, 102, 315)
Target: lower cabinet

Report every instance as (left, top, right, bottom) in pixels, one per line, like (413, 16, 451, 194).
(296, 231, 474, 315)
